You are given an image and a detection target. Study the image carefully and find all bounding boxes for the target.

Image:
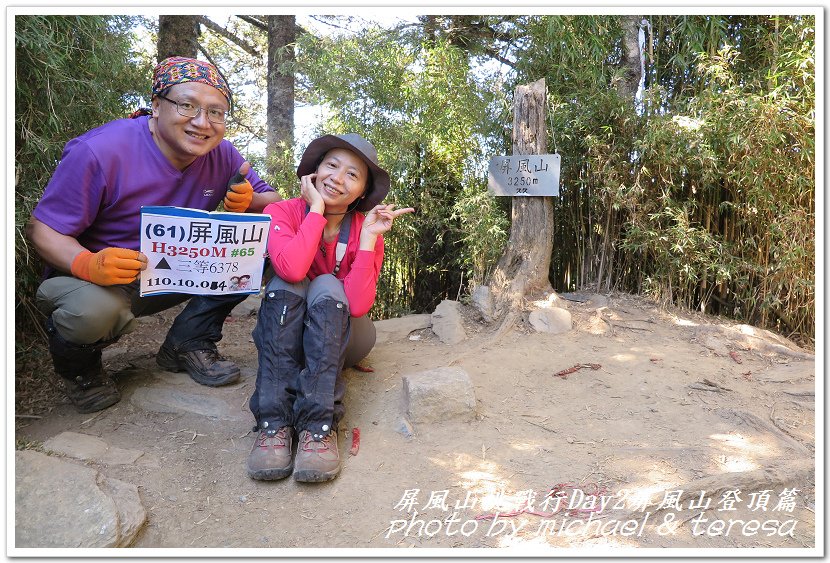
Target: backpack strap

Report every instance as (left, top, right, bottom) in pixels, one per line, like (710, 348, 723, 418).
(305, 205, 352, 275)
(333, 212, 352, 275)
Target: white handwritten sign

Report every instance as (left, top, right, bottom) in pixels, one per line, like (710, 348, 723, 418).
(488, 154, 561, 196)
(139, 206, 270, 297)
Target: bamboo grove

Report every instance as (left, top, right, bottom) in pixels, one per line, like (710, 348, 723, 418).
(296, 15, 815, 342)
(14, 15, 150, 338)
(536, 15, 816, 342)
(14, 14, 816, 347)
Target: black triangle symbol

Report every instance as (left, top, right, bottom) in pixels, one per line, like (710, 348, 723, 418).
(156, 257, 172, 270)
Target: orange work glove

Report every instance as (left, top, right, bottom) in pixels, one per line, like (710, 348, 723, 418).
(71, 247, 144, 286)
(224, 161, 253, 213)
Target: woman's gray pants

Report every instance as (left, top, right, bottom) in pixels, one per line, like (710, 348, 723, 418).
(249, 274, 376, 439)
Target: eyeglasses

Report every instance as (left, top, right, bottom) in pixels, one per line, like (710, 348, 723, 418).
(156, 94, 228, 124)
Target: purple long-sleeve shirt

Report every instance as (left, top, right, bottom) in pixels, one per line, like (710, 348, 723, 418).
(33, 115, 273, 252)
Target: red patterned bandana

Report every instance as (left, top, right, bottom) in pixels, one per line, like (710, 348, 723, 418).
(152, 56, 232, 103)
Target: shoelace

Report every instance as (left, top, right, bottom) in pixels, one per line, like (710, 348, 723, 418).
(74, 374, 110, 390)
(257, 428, 289, 449)
(199, 349, 225, 362)
(301, 432, 333, 453)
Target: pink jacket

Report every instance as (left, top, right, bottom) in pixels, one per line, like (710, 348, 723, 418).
(263, 198, 384, 317)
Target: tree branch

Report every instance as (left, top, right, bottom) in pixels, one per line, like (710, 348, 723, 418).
(194, 42, 233, 91)
(481, 46, 517, 69)
(236, 15, 306, 38)
(236, 15, 267, 31)
(197, 16, 260, 58)
(308, 14, 372, 34)
(237, 14, 309, 39)
(466, 19, 518, 44)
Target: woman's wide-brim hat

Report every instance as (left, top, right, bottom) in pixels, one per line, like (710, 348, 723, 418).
(296, 133, 390, 212)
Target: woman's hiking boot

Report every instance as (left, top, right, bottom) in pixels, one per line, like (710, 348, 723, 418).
(293, 429, 341, 482)
(247, 425, 294, 480)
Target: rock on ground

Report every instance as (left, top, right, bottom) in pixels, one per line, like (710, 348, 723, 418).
(402, 366, 476, 424)
(530, 291, 570, 310)
(431, 300, 467, 345)
(470, 285, 495, 322)
(230, 294, 262, 318)
(374, 314, 432, 344)
(129, 386, 245, 420)
(528, 307, 572, 334)
(15, 450, 146, 548)
(43, 432, 144, 465)
(694, 324, 813, 359)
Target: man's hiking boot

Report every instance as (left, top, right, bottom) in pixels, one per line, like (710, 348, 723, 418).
(46, 317, 120, 414)
(247, 425, 294, 480)
(61, 368, 121, 414)
(156, 344, 240, 386)
(293, 429, 341, 482)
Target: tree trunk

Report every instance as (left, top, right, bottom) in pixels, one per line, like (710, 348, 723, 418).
(488, 78, 554, 318)
(266, 15, 295, 178)
(595, 15, 642, 292)
(616, 16, 643, 98)
(157, 16, 199, 61)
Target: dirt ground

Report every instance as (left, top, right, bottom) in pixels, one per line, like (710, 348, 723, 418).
(13, 291, 817, 554)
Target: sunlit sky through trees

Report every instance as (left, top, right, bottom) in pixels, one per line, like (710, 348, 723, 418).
(132, 12, 422, 154)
